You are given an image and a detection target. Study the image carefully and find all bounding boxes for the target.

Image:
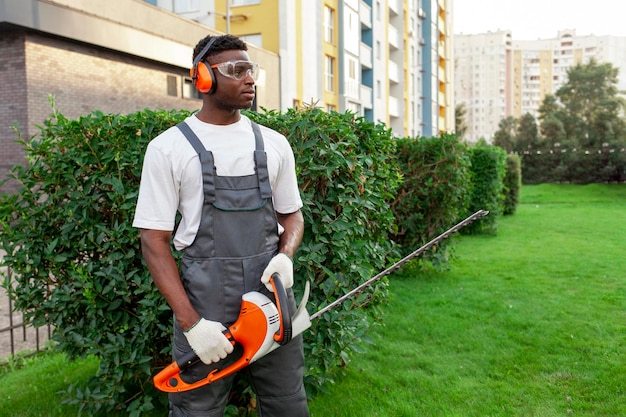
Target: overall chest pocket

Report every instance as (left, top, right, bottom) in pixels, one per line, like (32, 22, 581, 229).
(212, 174, 267, 211)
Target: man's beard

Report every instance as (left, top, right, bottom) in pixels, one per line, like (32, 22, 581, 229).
(213, 97, 253, 112)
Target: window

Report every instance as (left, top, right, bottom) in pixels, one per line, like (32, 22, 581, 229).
(182, 77, 202, 100)
(325, 55, 335, 92)
(239, 33, 262, 47)
(167, 75, 178, 97)
(326, 104, 336, 113)
(174, 0, 199, 13)
(346, 101, 360, 113)
(231, 0, 261, 5)
(324, 6, 334, 43)
(346, 57, 359, 98)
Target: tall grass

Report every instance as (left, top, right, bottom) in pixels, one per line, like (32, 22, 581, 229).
(1, 184, 624, 416)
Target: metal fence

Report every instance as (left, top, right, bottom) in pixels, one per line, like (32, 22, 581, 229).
(0, 265, 52, 365)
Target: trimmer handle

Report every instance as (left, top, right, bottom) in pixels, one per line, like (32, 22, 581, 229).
(154, 274, 294, 393)
(270, 273, 292, 345)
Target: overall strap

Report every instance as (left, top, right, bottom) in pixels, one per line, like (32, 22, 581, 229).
(176, 121, 216, 204)
(251, 122, 273, 199)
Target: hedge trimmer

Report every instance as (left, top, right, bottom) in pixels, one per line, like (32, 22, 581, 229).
(154, 210, 489, 393)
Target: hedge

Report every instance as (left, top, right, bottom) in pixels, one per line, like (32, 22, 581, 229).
(391, 133, 471, 267)
(0, 105, 401, 415)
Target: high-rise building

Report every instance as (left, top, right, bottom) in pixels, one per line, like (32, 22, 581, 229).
(151, 0, 454, 138)
(455, 29, 626, 143)
(454, 30, 512, 143)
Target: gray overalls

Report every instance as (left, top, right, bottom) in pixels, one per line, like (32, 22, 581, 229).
(169, 121, 309, 417)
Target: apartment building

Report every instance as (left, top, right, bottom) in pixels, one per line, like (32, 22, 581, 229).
(152, 0, 454, 137)
(0, 0, 455, 196)
(455, 29, 626, 143)
(454, 30, 512, 143)
(511, 30, 626, 118)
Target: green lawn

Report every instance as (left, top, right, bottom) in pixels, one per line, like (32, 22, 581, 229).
(1, 184, 625, 416)
(309, 184, 626, 416)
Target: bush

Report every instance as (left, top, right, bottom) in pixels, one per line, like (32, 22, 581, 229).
(0, 105, 189, 415)
(521, 146, 626, 184)
(391, 133, 471, 267)
(464, 143, 507, 234)
(502, 153, 521, 215)
(247, 106, 402, 392)
(0, 104, 402, 414)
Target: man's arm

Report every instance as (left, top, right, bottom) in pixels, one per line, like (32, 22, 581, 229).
(276, 209, 304, 258)
(139, 229, 200, 330)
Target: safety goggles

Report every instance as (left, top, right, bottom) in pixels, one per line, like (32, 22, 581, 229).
(210, 60, 260, 81)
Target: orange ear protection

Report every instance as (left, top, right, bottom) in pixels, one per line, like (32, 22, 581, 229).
(190, 38, 218, 94)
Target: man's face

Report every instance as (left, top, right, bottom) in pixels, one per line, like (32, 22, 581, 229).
(207, 49, 256, 110)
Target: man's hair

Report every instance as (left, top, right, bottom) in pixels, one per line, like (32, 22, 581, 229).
(192, 34, 248, 63)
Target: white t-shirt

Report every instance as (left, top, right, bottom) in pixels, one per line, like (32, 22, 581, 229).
(133, 114, 303, 250)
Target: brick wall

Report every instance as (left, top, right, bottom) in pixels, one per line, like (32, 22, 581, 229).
(0, 32, 28, 193)
(0, 31, 204, 194)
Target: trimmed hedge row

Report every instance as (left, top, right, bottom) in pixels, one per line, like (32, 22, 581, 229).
(391, 133, 471, 267)
(0, 105, 511, 415)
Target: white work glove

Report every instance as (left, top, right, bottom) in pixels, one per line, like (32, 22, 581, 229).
(261, 253, 293, 292)
(184, 318, 234, 364)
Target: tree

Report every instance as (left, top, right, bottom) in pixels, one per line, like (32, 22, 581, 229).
(455, 103, 468, 140)
(493, 116, 518, 153)
(555, 59, 626, 148)
(515, 113, 539, 152)
(538, 94, 566, 146)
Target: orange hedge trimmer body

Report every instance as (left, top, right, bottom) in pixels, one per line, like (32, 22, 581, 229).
(153, 274, 299, 393)
(154, 210, 488, 393)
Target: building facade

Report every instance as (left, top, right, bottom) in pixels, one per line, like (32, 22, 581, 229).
(0, 0, 456, 195)
(151, 0, 454, 137)
(455, 29, 626, 143)
(0, 0, 279, 193)
(454, 30, 512, 143)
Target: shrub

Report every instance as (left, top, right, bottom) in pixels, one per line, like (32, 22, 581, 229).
(502, 153, 521, 215)
(0, 104, 402, 414)
(464, 143, 507, 234)
(247, 106, 402, 392)
(391, 133, 471, 267)
(0, 105, 189, 415)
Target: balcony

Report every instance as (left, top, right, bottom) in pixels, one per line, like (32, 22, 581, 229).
(388, 0, 400, 16)
(388, 96, 399, 117)
(360, 84, 372, 109)
(438, 16, 446, 35)
(360, 42, 372, 69)
(359, 1, 371, 29)
(388, 60, 400, 84)
(388, 25, 400, 50)
(438, 66, 446, 82)
(345, 78, 360, 100)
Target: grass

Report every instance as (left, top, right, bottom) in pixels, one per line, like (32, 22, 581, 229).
(0, 353, 99, 417)
(1, 184, 625, 416)
(309, 184, 626, 416)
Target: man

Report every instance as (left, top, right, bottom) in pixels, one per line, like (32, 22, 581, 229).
(133, 34, 309, 417)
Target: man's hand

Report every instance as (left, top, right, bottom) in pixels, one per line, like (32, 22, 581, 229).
(261, 253, 293, 291)
(184, 318, 234, 364)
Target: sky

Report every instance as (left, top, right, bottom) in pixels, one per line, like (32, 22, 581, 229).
(453, 0, 626, 40)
